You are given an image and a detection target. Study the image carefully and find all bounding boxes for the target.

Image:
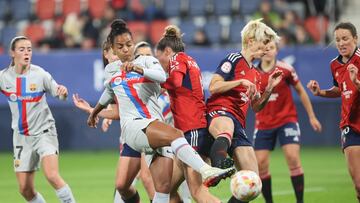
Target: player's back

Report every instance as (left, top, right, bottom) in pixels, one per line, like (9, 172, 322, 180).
(104, 56, 163, 122)
(166, 52, 207, 132)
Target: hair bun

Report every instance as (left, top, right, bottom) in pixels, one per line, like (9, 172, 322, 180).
(164, 25, 181, 39)
(111, 19, 127, 31)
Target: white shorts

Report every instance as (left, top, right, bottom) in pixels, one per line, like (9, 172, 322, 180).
(13, 127, 59, 172)
(122, 118, 174, 163)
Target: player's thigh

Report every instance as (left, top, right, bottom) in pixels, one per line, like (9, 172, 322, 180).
(344, 146, 360, 185)
(282, 144, 301, 168)
(13, 134, 39, 172)
(232, 146, 258, 174)
(115, 156, 141, 189)
(150, 155, 173, 193)
(140, 153, 152, 182)
(146, 120, 183, 148)
(207, 116, 234, 138)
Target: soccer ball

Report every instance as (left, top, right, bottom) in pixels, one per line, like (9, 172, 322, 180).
(230, 170, 262, 201)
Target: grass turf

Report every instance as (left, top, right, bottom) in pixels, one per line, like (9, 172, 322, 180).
(0, 147, 356, 203)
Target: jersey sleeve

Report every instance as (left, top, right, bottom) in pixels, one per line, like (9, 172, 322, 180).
(287, 65, 299, 86)
(98, 82, 114, 106)
(142, 56, 166, 83)
(164, 57, 187, 89)
(43, 70, 59, 97)
(214, 53, 240, 81)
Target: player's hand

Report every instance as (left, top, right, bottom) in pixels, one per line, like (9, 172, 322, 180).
(348, 64, 359, 84)
(101, 118, 113, 132)
(307, 80, 321, 96)
(239, 79, 256, 99)
(72, 94, 93, 113)
(87, 114, 99, 128)
(309, 116, 322, 132)
(122, 62, 144, 74)
(57, 85, 68, 100)
(267, 68, 283, 90)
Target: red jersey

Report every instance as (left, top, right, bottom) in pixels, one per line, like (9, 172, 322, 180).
(163, 52, 207, 133)
(330, 48, 360, 133)
(206, 52, 261, 128)
(255, 61, 299, 130)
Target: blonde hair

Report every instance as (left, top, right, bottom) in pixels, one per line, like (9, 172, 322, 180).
(241, 19, 280, 49)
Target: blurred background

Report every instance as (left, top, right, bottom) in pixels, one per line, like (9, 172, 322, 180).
(0, 0, 359, 151)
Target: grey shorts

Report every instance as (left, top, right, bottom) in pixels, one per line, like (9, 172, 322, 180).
(121, 118, 174, 165)
(13, 127, 59, 172)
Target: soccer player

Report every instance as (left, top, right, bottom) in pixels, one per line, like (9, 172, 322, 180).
(254, 40, 322, 203)
(307, 22, 360, 202)
(206, 19, 283, 203)
(87, 19, 235, 203)
(155, 25, 223, 203)
(0, 36, 76, 203)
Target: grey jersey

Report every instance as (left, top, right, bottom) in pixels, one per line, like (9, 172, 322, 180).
(0, 65, 61, 136)
(99, 55, 166, 124)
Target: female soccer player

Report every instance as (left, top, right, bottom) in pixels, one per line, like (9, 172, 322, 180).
(0, 36, 75, 203)
(254, 40, 322, 203)
(307, 22, 360, 202)
(206, 19, 282, 203)
(155, 25, 222, 203)
(87, 19, 234, 203)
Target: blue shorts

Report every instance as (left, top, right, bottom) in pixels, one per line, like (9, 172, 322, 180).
(253, 122, 301, 151)
(341, 126, 360, 150)
(207, 110, 252, 157)
(120, 143, 141, 158)
(184, 128, 214, 157)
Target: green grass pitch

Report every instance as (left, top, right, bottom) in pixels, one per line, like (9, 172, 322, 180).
(0, 147, 356, 203)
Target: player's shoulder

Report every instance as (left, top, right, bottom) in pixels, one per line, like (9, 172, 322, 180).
(224, 52, 242, 64)
(276, 60, 296, 72)
(30, 64, 48, 75)
(135, 55, 160, 68)
(353, 47, 360, 61)
(105, 60, 122, 73)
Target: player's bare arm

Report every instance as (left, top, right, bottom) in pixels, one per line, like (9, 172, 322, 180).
(208, 74, 255, 95)
(73, 94, 119, 120)
(87, 103, 107, 128)
(251, 68, 283, 112)
(307, 80, 341, 97)
(294, 82, 322, 132)
(348, 64, 360, 90)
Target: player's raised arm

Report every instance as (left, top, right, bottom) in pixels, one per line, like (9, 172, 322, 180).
(251, 68, 283, 112)
(348, 64, 360, 90)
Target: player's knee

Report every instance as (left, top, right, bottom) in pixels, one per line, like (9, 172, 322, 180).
(140, 175, 153, 188)
(45, 172, 61, 185)
(18, 185, 35, 200)
(170, 128, 184, 141)
(287, 155, 301, 168)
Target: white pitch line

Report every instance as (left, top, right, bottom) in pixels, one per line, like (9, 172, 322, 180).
(273, 187, 325, 196)
(222, 187, 325, 201)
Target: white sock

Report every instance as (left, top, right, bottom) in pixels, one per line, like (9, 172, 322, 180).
(171, 137, 206, 172)
(114, 190, 124, 203)
(55, 184, 76, 203)
(28, 192, 46, 203)
(153, 192, 169, 203)
(179, 181, 192, 203)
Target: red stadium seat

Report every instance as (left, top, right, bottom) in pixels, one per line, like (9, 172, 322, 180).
(304, 16, 329, 43)
(36, 0, 56, 20)
(24, 24, 45, 46)
(88, 0, 107, 19)
(62, 0, 81, 16)
(149, 20, 169, 44)
(111, 0, 127, 10)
